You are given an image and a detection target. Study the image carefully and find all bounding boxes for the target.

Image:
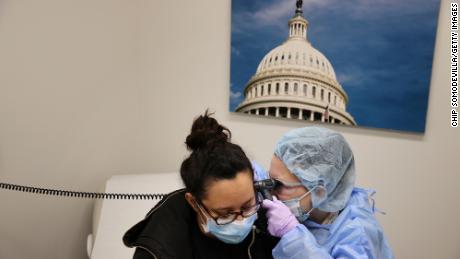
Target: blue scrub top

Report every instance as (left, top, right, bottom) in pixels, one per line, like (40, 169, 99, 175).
(251, 160, 393, 258)
(272, 187, 394, 259)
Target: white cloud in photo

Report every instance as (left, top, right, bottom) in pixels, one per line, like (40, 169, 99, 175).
(230, 90, 242, 99)
(336, 73, 354, 85)
(232, 0, 334, 34)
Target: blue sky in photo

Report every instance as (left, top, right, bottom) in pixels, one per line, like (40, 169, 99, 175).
(230, 0, 440, 133)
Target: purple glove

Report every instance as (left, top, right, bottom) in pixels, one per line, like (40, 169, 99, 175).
(262, 196, 299, 237)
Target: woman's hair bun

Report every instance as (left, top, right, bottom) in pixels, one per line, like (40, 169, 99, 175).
(185, 110, 231, 151)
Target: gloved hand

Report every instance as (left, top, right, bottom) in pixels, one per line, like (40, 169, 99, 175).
(262, 196, 299, 237)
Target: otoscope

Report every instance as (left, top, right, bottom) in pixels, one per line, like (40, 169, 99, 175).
(254, 178, 280, 201)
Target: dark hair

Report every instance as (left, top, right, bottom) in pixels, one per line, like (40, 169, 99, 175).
(180, 110, 253, 201)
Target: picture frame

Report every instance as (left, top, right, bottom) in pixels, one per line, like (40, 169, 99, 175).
(230, 0, 440, 133)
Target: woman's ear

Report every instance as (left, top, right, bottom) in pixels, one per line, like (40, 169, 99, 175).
(186, 192, 208, 226)
(185, 192, 199, 213)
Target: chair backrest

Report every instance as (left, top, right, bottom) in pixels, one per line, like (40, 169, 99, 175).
(89, 173, 184, 259)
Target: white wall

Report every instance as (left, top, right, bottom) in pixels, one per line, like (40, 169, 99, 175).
(0, 0, 458, 258)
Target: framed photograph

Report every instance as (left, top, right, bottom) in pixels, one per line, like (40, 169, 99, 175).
(230, 0, 440, 133)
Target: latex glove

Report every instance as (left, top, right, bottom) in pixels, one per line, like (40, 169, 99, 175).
(262, 196, 300, 237)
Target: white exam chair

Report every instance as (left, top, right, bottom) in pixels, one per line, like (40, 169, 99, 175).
(87, 173, 184, 259)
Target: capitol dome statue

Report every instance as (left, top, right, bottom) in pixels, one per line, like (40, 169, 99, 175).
(236, 0, 356, 125)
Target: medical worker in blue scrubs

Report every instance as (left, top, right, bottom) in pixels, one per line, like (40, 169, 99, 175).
(256, 127, 394, 259)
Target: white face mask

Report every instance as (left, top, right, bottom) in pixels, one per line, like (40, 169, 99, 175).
(282, 188, 315, 222)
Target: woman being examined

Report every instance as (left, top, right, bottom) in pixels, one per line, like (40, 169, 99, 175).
(123, 112, 278, 259)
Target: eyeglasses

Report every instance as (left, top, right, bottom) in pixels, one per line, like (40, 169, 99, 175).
(272, 179, 328, 204)
(274, 178, 303, 188)
(271, 178, 303, 191)
(197, 196, 261, 225)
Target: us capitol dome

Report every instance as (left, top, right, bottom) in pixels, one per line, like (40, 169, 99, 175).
(235, 1, 356, 125)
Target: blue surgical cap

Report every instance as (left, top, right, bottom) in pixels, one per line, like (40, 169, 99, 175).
(274, 127, 356, 212)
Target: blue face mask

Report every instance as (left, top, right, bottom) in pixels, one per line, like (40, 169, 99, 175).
(201, 213, 257, 244)
(282, 188, 315, 222)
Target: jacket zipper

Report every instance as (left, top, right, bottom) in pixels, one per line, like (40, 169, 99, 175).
(247, 227, 256, 259)
(128, 190, 259, 259)
(133, 244, 158, 259)
(134, 228, 256, 259)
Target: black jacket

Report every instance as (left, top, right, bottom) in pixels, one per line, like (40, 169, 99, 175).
(123, 189, 279, 259)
